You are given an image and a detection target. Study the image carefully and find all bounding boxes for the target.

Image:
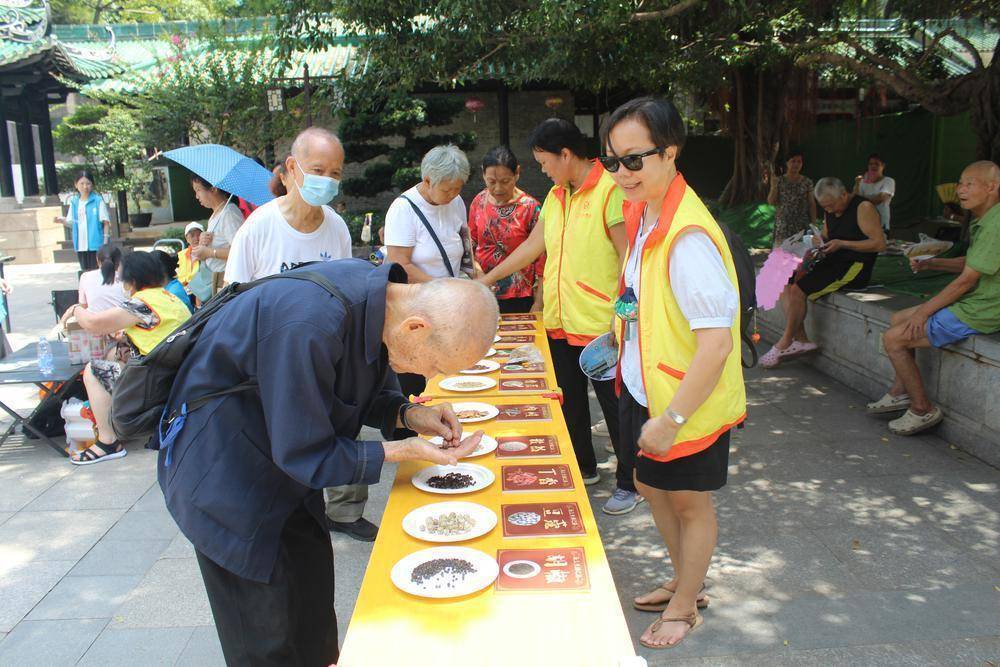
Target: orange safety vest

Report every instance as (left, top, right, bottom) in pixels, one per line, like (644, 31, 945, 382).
(126, 287, 191, 356)
(176, 247, 199, 286)
(541, 161, 624, 345)
(616, 173, 746, 462)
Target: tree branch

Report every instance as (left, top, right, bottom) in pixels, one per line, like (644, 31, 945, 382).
(937, 27, 984, 71)
(630, 0, 701, 23)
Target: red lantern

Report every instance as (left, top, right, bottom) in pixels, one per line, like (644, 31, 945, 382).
(545, 95, 564, 110)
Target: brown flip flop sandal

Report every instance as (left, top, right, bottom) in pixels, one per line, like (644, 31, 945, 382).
(640, 611, 704, 650)
(633, 584, 709, 612)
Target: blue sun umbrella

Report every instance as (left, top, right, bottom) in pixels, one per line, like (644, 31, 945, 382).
(163, 144, 275, 207)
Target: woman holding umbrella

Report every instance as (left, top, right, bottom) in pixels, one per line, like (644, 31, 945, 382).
(189, 175, 243, 295)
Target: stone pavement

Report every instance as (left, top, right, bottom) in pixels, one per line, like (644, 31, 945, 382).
(0, 263, 997, 666)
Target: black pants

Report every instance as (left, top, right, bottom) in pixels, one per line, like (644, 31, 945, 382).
(196, 505, 339, 667)
(77, 251, 97, 271)
(548, 336, 620, 479)
(497, 296, 534, 314)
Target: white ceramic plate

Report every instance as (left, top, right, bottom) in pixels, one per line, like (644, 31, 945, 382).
(484, 347, 497, 357)
(450, 402, 500, 424)
(412, 463, 495, 495)
(390, 546, 499, 599)
(428, 434, 498, 458)
(460, 360, 500, 374)
(402, 501, 498, 543)
(439, 376, 498, 393)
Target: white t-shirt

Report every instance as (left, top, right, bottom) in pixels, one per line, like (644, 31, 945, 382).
(74, 198, 110, 252)
(621, 227, 738, 407)
(204, 202, 245, 273)
(77, 269, 125, 313)
(224, 199, 353, 283)
(384, 185, 466, 279)
(858, 177, 895, 230)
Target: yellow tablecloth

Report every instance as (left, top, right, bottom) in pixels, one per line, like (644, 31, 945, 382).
(339, 394, 635, 667)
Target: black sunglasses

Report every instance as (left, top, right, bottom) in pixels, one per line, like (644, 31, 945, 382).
(598, 148, 664, 173)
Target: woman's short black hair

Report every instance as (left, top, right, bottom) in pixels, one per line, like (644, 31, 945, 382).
(785, 147, 804, 160)
(120, 251, 166, 291)
(600, 97, 686, 158)
(97, 244, 123, 286)
(867, 153, 885, 165)
(190, 174, 232, 200)
(527, 118, 589, 159)
(482, 146, 519, 173)
(151, 249, 179, 280)
(75, 171, 96, 187)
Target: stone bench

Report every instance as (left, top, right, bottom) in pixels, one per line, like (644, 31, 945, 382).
(756, 287, 999, 467)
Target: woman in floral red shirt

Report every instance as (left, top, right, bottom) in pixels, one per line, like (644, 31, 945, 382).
(469, 146, 545, 313)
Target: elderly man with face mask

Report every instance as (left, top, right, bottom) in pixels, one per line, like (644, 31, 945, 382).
(224, 127, 352, 283)
(156, 259, 499, 666)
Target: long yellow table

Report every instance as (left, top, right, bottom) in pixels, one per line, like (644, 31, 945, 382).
(339, 394, 636, 667)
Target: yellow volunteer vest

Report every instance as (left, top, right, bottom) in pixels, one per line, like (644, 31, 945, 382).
(541, 161, 623, 345)
(176, 247, 199, 286)
(617, 174, 746, 462)
(127, 287, 191, 356)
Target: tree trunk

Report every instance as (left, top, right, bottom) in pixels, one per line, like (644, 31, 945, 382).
(968, 40, 1000, 163)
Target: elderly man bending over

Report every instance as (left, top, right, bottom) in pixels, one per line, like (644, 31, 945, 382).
(868, 161, 1000, 435)
(761, 176, 887, 368)
(156, 259, 499, 666)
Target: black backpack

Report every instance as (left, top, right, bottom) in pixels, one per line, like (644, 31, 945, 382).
(110, 270, 349, 443)
(718, 222, 759, 368)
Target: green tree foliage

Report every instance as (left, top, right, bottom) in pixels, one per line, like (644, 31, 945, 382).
(339, 93, 476, 198)
(50, 0, 217, 25)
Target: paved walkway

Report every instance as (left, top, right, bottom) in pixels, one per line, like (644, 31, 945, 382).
(0, 263, 997, 666)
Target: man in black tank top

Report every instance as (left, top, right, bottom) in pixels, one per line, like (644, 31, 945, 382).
(761, 177, 886, 368)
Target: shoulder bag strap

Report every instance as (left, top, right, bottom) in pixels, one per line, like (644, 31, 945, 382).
(399, 195, 455, 277)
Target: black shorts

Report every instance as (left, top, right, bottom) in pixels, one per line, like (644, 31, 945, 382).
(620, 385, 730, 492)
(795, 258, 873, 300)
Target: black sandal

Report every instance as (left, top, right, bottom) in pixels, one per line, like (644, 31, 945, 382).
(70, 441, 127, 466)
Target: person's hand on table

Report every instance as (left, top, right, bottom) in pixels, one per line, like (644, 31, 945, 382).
(404, 403, 462, 445)
(638, 415, 680, 458)
(383, 432, 485, 466)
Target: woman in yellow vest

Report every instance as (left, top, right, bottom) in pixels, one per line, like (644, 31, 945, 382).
(478, 119, 629, 493)
(60, 251, 191, 465)
(601, 98, 746, 648)
(176, 221, 204, 286)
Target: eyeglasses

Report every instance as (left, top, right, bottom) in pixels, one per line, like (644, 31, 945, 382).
(598, 148, 663, 173)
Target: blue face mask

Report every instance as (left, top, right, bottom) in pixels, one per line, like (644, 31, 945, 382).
(295, 168, 340, 206)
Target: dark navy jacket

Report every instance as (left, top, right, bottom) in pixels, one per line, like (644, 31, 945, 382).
(157, 260, 409, 582)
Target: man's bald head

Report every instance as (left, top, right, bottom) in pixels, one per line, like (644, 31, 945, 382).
(290, 127, 342, 161)
(957, 160, 1000, 215)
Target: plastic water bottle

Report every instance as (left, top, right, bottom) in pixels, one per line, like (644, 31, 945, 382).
(37, 336, 54, 376)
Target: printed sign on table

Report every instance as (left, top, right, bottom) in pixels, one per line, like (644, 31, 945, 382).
(497, 404, 552, 422)
(495, 435, 560, 459)
(500, 362, 546, 375)
(496, 547, 590, 592)
(496, 335, 536, 345)
(498, 323, 536, 332)
(501, 502, 585, 538)
(500, 313, 538, 322)
(502, 464, 574, 492)
(499, 378, 549, 392)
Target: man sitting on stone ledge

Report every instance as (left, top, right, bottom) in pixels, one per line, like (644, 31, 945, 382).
(761, 176, 886, 368)
(868, 160, 1000, 435)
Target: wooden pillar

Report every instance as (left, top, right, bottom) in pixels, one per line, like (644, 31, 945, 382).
(498, 84, 510, 147)
(15, 120, 39, 197)
(35, 106, 59, 196)
(0, 106, 14, 198)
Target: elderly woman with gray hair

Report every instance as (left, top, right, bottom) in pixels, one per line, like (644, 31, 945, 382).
(385, 144, 472, 400)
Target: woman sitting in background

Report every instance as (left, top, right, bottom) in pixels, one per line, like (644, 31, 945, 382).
(60, 252, 191, 465)
(153, 249, 195, 313)
(78, 244, 125, 313)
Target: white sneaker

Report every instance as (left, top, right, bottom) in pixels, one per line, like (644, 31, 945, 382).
(867, 392, 911, 414)
(582, 471, 601, 486)
(888, 407, 943, 435)
(591, 419, 609, 437)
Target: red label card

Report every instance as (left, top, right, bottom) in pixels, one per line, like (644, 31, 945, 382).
(498, 323, 536, 332)
(500, 362, 546, 375)
(501, 503, 585, 538)
(496, 335, 536, 345)
(499, 378, 549, 392)
(500, 313, 538, 322)
(502, 464, 574, 492)
(495, 436, 560, 459)
(496, 548, 590, 592)
(496, 404, 551, 421)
